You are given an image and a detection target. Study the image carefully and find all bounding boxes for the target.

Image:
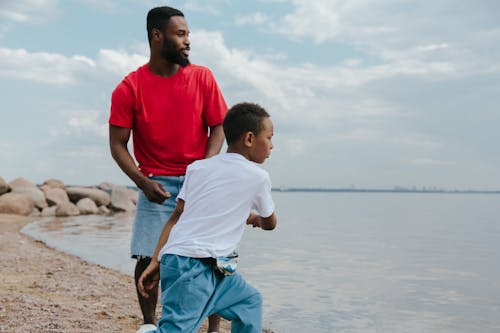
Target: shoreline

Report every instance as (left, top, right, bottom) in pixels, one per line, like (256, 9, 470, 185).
(0, 214, 240, 332)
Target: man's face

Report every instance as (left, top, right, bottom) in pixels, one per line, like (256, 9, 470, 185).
(160, 16, 190, 66)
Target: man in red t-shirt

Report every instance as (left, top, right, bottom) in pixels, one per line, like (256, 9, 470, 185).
(109, 6, 227, 333)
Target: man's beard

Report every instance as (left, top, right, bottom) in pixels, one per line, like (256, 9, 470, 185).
(161, 36, 190, 67)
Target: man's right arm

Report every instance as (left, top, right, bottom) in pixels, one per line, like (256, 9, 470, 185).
(109, 124, 170, 203)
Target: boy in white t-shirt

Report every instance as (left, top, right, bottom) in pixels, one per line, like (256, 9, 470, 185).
(138, 102, 277, 333)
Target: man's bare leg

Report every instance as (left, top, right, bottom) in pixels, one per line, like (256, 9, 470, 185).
(134, 257, 158, 325)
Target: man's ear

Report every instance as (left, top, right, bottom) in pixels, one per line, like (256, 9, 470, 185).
(152, 28, 163, 43)
(243, 131, 254, 147)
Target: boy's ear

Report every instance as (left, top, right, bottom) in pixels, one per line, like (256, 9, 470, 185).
(243, 131, 254, 147)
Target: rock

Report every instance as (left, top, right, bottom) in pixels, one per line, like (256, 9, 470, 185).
(98, 182, 115, 191)
(42, 187, 70, 206)
(30, 208, 41, 217)
(9, 177, 36, 189)
(0, 176, 9, 195)
(0, 192, 35, 216)
(98, 205, 111, 215)
(8, 178, 47, 209)
(42, 178, 66, 190)
(55, 202, 80, 217)
(66, 187, 111, 206)
(109, 186, 138, 212)
(41, 206, 57, 217)
(76, 198, 99, 215)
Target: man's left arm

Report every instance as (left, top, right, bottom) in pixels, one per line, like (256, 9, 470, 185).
(205, 124, 225, 158)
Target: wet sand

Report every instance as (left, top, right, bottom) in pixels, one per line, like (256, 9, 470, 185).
(0, 214, 240, 332)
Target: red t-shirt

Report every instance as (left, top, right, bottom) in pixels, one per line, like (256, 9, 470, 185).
(109, 64, 228, 176)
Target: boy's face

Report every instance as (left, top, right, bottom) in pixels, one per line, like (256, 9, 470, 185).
(250, 117, 274, 164)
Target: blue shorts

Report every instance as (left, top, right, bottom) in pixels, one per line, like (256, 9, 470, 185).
(156, 254, 263, 333)
(130, 176, 184, 258)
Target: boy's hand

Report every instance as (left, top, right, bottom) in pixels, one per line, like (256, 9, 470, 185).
(246, 213, 261, 228)
(138, 261, 160, 298)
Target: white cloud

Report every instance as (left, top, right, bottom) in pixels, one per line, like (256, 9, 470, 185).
(0, 48, 95, 84)
(410, 159, 457, 166)
(96, 49, 148, 77)
(183, 0, 229, 15)
(0, 0, 59, 23)
(66, 110, 108, 138)
(235, 12, 269, 25)
(0, 47, 147, 84)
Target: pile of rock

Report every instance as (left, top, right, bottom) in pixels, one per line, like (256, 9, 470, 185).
(0, 177, 138, 217)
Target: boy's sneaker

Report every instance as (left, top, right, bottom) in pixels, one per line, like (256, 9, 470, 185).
(136, 324, 157, 333)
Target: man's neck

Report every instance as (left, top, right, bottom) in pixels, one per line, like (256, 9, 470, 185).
(148, 58, 180, 77)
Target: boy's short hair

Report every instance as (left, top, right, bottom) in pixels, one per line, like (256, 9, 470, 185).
(223, 102, 270, 145)
(147, 6, 184, 45)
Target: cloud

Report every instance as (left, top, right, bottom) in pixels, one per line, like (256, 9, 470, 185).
(0, 48, 95, 84)
(410, 159, 457, 166)
(183, 0, 229, 15)
(235, 12, 269, 25)
(190, 29, 452, 132)
(0, 46, 148, 84)
(0, 0, 59, 23)
(96, 49, 148, 77)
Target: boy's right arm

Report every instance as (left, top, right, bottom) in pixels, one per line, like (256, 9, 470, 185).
(138, 200, 185, 297)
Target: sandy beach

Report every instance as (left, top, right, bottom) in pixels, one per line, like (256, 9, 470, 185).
(0, 213, 249, 333)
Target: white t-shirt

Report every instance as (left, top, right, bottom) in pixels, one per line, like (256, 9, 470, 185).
(158, 153, 275, 259)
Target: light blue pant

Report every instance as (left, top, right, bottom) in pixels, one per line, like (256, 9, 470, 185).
(154, 254, 263, 333)
(131, 176, 184, 257)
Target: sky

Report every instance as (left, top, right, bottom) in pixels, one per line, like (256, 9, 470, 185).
(1, 0, 499, 190)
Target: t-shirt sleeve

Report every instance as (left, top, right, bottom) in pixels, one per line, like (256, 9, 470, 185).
(252, 172, 275, 218)
(202, 69, 228, 127)
(109, 80, 134, 128)
(177, 163, 194, 201)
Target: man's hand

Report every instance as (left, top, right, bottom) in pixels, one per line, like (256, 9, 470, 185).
(139, 178, 171, 204)
(138, 261, 160, 298)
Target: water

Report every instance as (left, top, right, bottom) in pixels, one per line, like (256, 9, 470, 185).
(22, 192, 500, 333)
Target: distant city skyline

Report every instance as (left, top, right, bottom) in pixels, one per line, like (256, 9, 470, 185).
(1, 1, 499, 190)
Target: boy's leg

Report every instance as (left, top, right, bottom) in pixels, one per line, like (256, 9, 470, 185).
(208, 273, 263, 333)
(156, 255, 216, 333)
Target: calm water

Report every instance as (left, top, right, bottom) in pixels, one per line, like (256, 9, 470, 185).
(22, 192, 500, 333)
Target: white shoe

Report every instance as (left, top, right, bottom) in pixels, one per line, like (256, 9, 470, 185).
(136, 324, 157, 333)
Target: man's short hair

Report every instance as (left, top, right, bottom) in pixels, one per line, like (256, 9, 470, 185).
(147, 6, 184, 45)
(223, 103, 270, 145)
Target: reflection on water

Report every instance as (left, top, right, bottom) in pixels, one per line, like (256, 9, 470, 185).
(21, 193, 500, 333)
(22, 213, 136, 275)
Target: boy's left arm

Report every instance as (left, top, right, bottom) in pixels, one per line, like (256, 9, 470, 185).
(246, 212, 277, 230)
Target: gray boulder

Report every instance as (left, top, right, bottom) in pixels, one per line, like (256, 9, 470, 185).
(9, 177, 35, 189)
(55, 202, 80, 217)
(77, 198, 99, 215)
(9, 177, 47, 209)
(42, 187, 70, 206)
(0, 176, 9, 195)
(98, 205, 111, 215)
(42, 178, 66, 189)
(109, 186, 138, 212)
(41, 206, 57, 217)
(98, 182, 115, 191)
(66, 187, 111, 206)
(0, 192, 35, 216)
